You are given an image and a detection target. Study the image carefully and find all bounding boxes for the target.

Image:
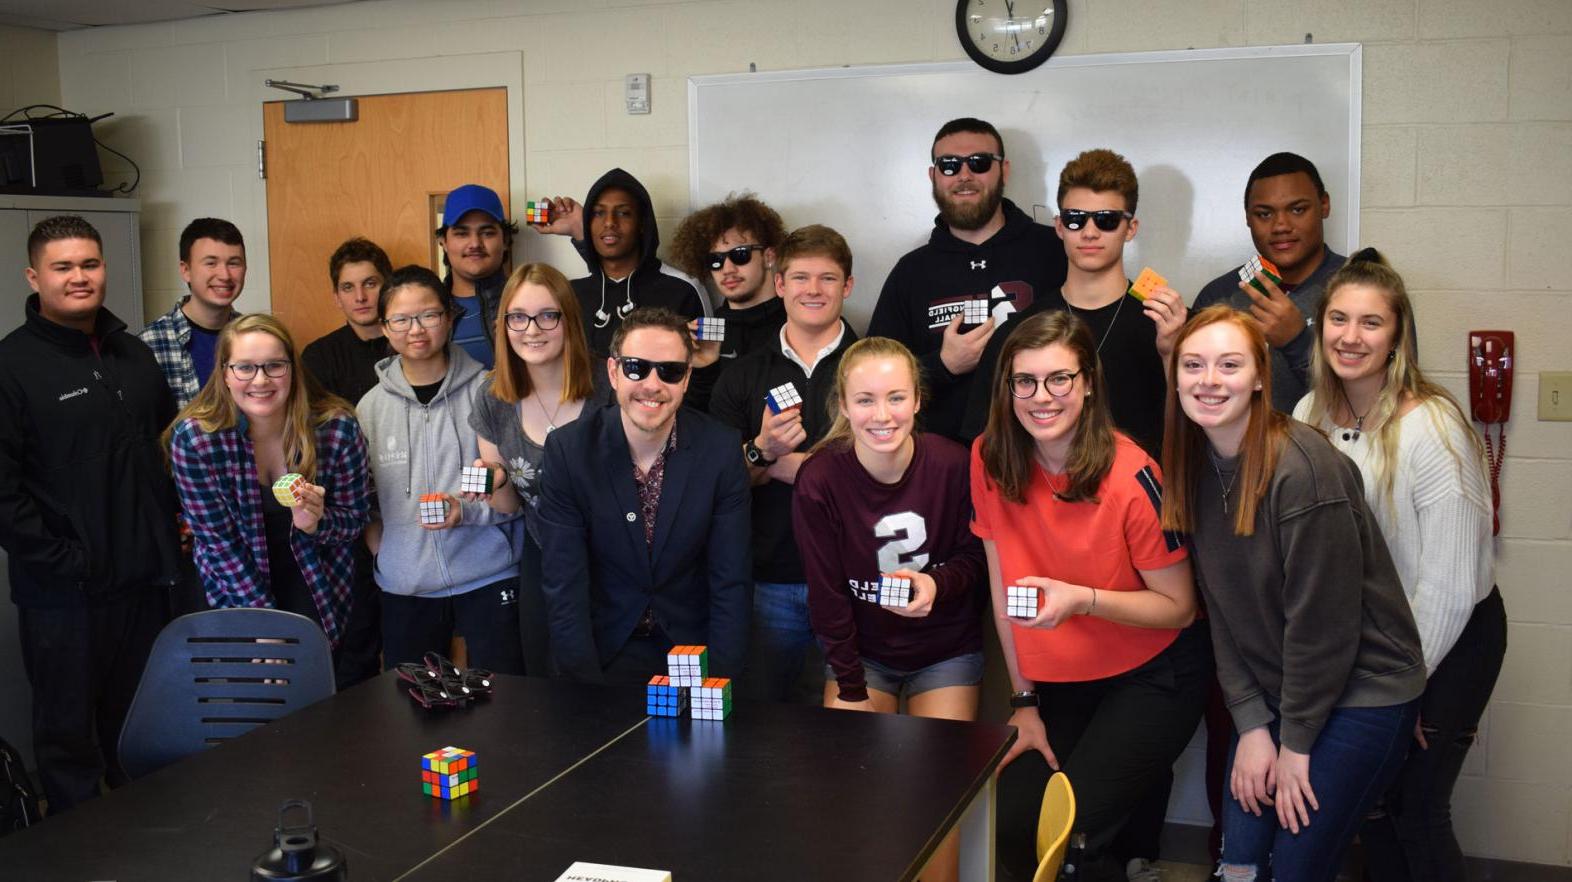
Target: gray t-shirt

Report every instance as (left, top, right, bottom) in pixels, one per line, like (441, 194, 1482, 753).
(469, 379, 548, 537)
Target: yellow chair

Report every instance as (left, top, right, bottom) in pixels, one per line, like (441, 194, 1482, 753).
(1033, 771, 1077, 882)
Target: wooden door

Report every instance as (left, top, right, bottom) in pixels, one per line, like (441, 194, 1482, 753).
(263, 88, 509, 345)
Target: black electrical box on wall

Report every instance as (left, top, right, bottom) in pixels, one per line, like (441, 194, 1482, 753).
(0, 117, 106, 196)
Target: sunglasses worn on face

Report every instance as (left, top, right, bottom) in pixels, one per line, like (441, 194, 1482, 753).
(617, 356, 689, 384)
(1059, 209, 1133, 232)
(705, 244, 767, 272)
(933, 153, 1004, 176)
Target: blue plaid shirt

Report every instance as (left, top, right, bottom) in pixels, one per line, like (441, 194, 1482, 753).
(138, 298, 203, 409)
(169, 412, 371, 646)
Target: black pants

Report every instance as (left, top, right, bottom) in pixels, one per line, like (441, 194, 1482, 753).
(601, 627, 673, 686)
(16, 589, 168, 814)
(517, 537, 553, 677)
(997, 621, 1213, 882)
(1360, 586, 1508, 882)
(379, 578, 525, 675)
(333, 544, 383, 690)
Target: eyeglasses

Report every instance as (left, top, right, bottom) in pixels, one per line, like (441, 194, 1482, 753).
(504, 309, 562, 332)
(226, 360, 291, 380)
(705, 244, 767, 271)
(616, 356, 689, 384)
(933, 153, 1005, 176)
(383, 309, 448, 333)
(1058, 209, 1133, 232)
(1009, 370, 1081, 399)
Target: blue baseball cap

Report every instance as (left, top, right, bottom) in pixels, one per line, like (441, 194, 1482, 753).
(442, 184, 507, 227)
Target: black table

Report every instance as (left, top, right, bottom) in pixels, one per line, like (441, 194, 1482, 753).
(0, 673, 1015, 881)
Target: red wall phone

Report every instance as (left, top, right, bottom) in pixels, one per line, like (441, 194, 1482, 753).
(1468, 331, 1513, 535)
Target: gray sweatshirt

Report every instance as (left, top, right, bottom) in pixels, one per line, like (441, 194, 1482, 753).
(1191, 419, 1424, 754)
(357, 348, 522, 597)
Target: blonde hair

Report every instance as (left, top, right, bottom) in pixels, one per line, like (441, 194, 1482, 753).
(163, 313, 352, 481)
(809, 337, 924, 456)
(1304, 248, 1485, 508)
(488, 262, 594, 404)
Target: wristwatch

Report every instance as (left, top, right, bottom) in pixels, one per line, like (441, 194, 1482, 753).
(744, 438, 775, 467)
(1009, 690, 1040, 709)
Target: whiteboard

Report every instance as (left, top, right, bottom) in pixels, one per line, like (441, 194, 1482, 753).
(688, 45, 1361, 331)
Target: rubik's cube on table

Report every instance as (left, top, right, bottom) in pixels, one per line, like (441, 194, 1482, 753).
(271, 473, 304, 507)
(666, 645, 708, 687)
(421, 746, 478, 800)
(1128, 267, 1167, 302)
(961, 299, 991, 325)
(764, 382, 803, 414)
(1006, 584, 1039, 619)
(524, 200, 550, 224)
(691, 678, 733, 721)
(1238, 254, 1283, 294)
(877, 574, 913, 609)
(694, 316, 726, 342)
(418, 493, 448, 525)
(645, 675, 688, 717)
(459, 465, 493, 494)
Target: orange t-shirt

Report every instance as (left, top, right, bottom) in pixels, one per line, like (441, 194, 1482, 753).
(970, 434, 1187, 683)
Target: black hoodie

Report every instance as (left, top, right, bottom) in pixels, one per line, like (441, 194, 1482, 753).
(867, 198, 1068, 440)
(0, 296, 180, 607)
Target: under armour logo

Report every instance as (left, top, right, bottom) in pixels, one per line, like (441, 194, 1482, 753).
(970, 260, 987, 270)
(499, 588, 517, 605)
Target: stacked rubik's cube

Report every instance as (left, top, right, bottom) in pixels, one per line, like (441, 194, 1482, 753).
(694, 316, 726, 343)
(524, 200, 550, 224)
(271, 473, 304, 507)
(1006, 584, 1039, 619)
(646, 645, 732, 721)
(876, 574, 913, 609)
(420, 746, 478, 800)
(765, 382, 803, 415)
(1238, 254, 1283, 294)
(459, 465, 493, 494)
(961, 298, 991, 326)
(418, 494, 448, 525)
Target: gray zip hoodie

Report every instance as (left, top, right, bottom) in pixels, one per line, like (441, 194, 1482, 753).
(357, 347, 522, 597)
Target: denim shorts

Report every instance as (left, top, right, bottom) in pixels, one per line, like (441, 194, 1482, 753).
(828, 650, 985, 698)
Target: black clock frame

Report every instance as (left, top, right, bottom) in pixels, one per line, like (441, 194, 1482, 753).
(956, 0, 1068, 75)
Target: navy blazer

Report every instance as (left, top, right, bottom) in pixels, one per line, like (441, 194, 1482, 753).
(537, 403, 752, 683)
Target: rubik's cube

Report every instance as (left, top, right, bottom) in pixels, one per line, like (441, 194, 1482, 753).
(1238, 254, 1283, 295)
(420, 746, 478, 800)
(459, 465, 493, 494)
(691, 677, 733, 721)
(667, 645, 709, 687)
(1129, 267, 1167, 302)
(694, 316, 726, 342)
(418, 493, 448, 525)
(271, 473, 304, 507)
(877, 574, 913, 609)
(1006, 584, 1039, 619)
(765, 382, 803, 414)
(524, 200, 550, 224)
(962, 299, 991, 325)
(646, 675, 689, 717)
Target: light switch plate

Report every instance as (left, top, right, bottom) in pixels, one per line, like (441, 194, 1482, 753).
(1539, 371, 1572, 421)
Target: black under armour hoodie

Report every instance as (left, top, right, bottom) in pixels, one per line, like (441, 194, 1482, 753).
(866, 198, 1068, 440)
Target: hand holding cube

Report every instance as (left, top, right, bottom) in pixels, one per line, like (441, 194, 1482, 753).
(877, 570, 935, 618)
(418, 493, 459, 530)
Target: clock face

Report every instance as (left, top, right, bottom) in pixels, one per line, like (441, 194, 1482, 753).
(957, 0, 1067, 74)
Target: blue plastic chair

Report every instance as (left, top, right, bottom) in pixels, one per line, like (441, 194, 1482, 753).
(118, 609, 336, 780)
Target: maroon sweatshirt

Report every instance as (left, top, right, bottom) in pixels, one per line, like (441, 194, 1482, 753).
(792, 433, 986, 701)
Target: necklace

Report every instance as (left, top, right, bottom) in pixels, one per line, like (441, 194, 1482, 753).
(1065, 290, 1126, 354)
(1208, 450, 1239, 514)
(1337, 384, 1370, 442)
(521, 395, 564, 435)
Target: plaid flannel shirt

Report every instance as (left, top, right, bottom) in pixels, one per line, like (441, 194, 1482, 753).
(169, 412, 371, 646)
(138, 298, 202, 410)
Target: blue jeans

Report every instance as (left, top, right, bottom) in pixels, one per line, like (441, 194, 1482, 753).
(742, 581, 818, 702)
(1221, 699, 1419, 882)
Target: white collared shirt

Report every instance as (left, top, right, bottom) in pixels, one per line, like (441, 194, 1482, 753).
(779, 323, 846, 378)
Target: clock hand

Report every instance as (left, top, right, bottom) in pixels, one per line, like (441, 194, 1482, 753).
(1005, 0, 1021, 48)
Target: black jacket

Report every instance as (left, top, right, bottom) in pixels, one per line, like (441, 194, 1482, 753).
(867, 199, 1068, 440)
(444, 269, 507, 351)
(0, 296, 180, 607)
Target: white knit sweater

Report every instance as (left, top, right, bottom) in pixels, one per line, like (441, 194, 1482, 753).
(1295, 396, 1495, 675)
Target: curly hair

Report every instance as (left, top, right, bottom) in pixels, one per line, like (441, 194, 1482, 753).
(667, 193, 786, 278)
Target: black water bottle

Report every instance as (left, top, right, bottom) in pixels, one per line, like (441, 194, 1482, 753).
(251, 799, 348, 881)
(1058, 832, 1087, 880)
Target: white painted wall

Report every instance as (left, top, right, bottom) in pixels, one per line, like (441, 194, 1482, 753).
(23, 0, 1572, 864)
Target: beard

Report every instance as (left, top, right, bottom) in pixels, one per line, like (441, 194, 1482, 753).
(932, 177, 1004, 231)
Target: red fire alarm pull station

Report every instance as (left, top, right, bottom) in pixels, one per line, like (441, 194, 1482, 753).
(1468, 331, 1513, 536)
